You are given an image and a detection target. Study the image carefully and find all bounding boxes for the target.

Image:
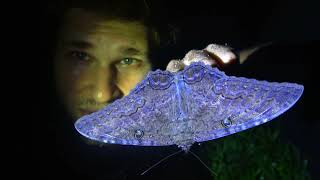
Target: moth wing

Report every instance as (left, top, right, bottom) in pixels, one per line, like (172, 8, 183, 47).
(75, 70, 178, 146)
(190, 70, 304, 143)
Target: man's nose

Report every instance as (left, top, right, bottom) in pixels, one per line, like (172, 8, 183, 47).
(91, 66, 123, 104)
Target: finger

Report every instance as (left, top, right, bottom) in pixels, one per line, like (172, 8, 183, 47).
(238, 42, 272, 64)
(204, 44, 238, 66)
(181, 50, 218, 66)
(166, 59, 183, 72)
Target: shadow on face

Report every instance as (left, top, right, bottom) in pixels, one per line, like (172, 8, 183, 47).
(54, 8, 152, 121)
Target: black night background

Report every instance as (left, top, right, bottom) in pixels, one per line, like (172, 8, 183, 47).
(29, 0, 320, 179)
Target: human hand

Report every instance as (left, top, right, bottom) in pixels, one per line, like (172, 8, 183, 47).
(166, 44, 238, 72)
(166, 42, 272, 72)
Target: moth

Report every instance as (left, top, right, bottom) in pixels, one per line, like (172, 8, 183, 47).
(74, 55, 304, 152)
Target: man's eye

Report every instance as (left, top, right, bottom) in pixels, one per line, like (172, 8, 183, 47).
(70, 51, 90, 61)
(119, 58, 139, 65)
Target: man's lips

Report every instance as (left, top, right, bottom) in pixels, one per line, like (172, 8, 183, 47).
(79, 108, 98, 115)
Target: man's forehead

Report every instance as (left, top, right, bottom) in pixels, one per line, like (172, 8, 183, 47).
(62, 8, 147, 34)
(60, 10, 148, 48)
(60, 34, 147, 54)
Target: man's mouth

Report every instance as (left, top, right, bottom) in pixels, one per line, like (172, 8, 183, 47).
(79, 108, 98, 116)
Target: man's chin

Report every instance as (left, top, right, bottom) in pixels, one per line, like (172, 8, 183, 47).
(69, 110, 84, 122)
(71, 109, 95, 121)
(78, 109, 95, 117)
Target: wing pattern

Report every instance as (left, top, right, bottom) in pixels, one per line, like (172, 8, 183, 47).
(75, 62, 304, 151)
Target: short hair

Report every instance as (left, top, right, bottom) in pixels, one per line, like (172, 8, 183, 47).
(52, 0, 150, 20)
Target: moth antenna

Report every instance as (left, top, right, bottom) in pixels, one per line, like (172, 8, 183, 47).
(140, 149, 183, 175)
(189, 150, 217, 176)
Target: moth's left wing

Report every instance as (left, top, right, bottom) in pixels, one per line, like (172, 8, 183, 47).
(182, 63, 304, 143)
(74, 70, 179, 146)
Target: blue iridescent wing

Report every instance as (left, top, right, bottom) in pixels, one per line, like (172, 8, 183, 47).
(75, 61, 304, 150)
(183, 62, 304, 143)
(74, 70, 178, 146)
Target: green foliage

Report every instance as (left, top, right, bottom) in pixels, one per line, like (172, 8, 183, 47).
(205, 125, 310, 180)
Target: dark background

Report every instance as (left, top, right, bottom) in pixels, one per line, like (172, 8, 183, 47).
(30, 0, 319, 179)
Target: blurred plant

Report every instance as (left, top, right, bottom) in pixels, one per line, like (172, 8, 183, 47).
(205, 124, 310, 180)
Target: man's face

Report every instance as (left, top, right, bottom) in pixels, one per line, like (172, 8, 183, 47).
(54, 9, 151, 120)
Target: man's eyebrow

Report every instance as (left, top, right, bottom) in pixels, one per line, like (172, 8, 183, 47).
(65, 40, 94, 49)
(121, 47, 145, 56)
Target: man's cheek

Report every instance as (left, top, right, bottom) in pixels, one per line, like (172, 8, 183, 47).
(118, 73, 147, 95)
(69, 63, 88, 79)
(61, 73, 83, 109)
